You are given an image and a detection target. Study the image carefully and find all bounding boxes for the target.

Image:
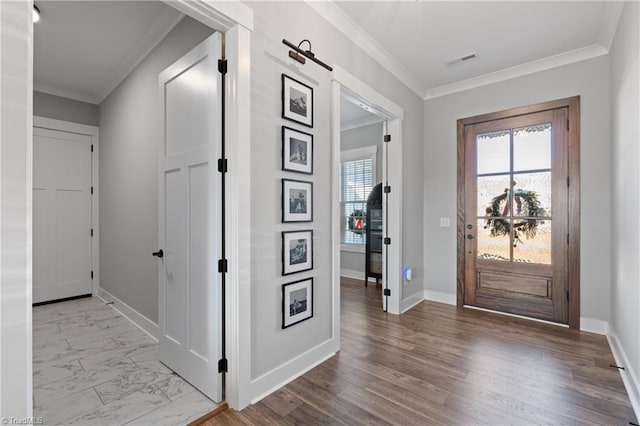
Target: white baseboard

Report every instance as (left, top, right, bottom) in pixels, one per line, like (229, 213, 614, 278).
(424, 290, 456, 306)
(249, 338, 337, 404)
(400, 292, 424, 313)
(579, 317, 609, 335)
(340, 268, 378, 283)
(607, 327, 640, 420)
(97, 287, 159, 342)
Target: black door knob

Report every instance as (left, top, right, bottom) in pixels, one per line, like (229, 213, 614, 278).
(467, 234, 474, 240)
(152, 249, 164, 258)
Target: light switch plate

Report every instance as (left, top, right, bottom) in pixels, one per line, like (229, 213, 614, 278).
(440, 217, 451, 228)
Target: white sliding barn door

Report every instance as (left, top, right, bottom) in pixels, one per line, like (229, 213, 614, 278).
(157, 33, 222, 402)
(33, 127, 92, 304)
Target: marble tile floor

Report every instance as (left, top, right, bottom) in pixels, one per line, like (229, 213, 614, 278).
(33, 296, 218, 425)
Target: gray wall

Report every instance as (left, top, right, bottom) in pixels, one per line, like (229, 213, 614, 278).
(98, 17, 214, 322)
(341, 122, 383, 180)
(424, 55, 612, 323)
(340, 122, 383, 276)
(33, 91, 99, 127)
(610, 0, 639, 396)
(247, 1, 425, 379)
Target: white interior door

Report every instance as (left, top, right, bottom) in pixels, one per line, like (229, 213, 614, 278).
(33, 127, 92, 304)
(381, 122, 388, 312)
(157, 32, 222, 402)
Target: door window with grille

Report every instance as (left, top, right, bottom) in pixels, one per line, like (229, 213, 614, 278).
(458, 98, 580, 327)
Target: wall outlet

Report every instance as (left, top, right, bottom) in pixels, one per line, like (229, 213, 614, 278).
(439, 217, 451, 228)
(403, 267, 412, 281)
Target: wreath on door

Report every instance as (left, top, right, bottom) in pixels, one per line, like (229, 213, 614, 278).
(484, 188, 545, 246)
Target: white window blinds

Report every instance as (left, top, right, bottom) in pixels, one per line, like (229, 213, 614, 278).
(340, 147, 377, 245)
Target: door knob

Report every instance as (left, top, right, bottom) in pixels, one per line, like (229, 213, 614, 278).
(152, 249, 164, 258)
(467, 224, 473, 230)
(466, 234, 474, 240)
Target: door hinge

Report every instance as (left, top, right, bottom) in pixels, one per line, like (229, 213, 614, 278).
(218, 358, 228, 373)
(383, 185, 391, 194)
(566, 119, 570, 131)
(383, 134, 391, 143)
(91, 271, 94, 280)
(567, 177, 570, 187)
(384, 237, 391, 245)
(566, 290, 569, 302)
(91, 144, 94, 153)
(218, 59, 228, 75)
(383, 288, 391, 297)
(567, 234, 570, 244)
(90, 228, 94, 237)
(218, 258, 228, 273)
(91, 186, 94, 195)
(217, 158, 228, 173)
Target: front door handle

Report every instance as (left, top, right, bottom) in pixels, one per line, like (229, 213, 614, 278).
(152, 249, 164, 258)
(467, 234, 474, 240)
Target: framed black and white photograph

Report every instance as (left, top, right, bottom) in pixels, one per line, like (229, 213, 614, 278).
(282, 230, 313, 275)
(282, 74, 313, 128)
(282, 278, 313, 329)
(282, 126, 313, 174)
(282, 179, 313, 222)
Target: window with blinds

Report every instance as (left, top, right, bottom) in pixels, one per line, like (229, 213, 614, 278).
(341, 151, 376, 246)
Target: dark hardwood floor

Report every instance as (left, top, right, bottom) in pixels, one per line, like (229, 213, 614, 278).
(203, 277, 637, 425)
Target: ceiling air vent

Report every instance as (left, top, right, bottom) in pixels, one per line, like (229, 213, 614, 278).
(446, 53, 478, 67)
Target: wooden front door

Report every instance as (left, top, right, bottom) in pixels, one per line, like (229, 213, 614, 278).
(457, 97, 580, 328)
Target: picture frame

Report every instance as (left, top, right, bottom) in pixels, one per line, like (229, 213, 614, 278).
(282, 278, 313, 329)
(282, 179, 313, 223)
(282, 230, 313, 275)
(282, 74, 313, 128)
(282, 126, 313, 174)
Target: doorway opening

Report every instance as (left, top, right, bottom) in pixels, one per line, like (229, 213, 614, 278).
(331, 67, 404, 315)
(457, 96, 580, 328)
(31, 1, 227, 423)
(338, 91, 385, 304)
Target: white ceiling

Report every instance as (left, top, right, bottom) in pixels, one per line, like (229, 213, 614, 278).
(34, 1, 624, 104)
(341, 94, 383, 130)
(34, 1, 183, 104)
(314, 1, 623, 99)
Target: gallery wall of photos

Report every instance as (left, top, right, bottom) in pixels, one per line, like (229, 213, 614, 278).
(280, 73, 316, 329)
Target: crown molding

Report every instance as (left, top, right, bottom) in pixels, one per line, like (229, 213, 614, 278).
(97, 9, 185, 103)
(598, 1, 625, 51)
(424, 43, 608, 100)
(305, 0, 426, 99)
(34, 84, 98, 105)
(341, 115, 384, 132)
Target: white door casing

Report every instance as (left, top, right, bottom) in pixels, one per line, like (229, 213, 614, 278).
(158, 32, 223, 402)
(33, 127, 92, 304)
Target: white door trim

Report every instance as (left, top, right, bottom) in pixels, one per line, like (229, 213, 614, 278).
(167, 0, 253, 410)
(331, 65, 404, 315)
(33, 116, 99, 299)
(164, 0, 253, 32)
(1, 2, 34, 416)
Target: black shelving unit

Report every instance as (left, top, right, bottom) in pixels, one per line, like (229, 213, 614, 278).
(365, 183, 383, 287)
